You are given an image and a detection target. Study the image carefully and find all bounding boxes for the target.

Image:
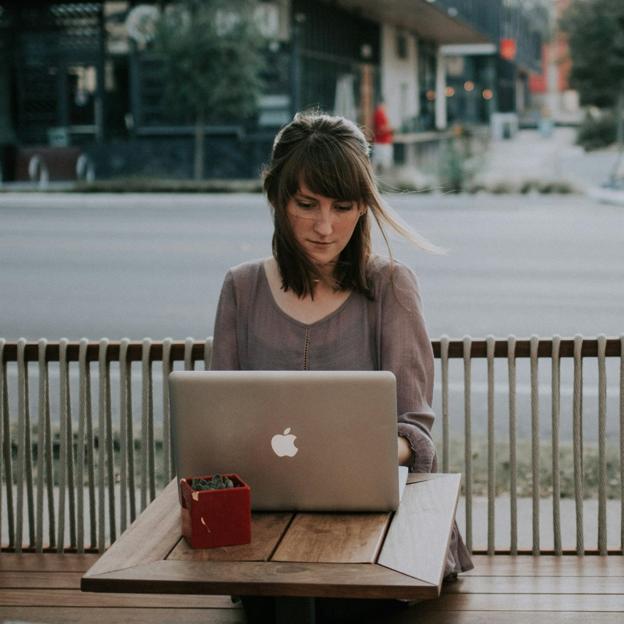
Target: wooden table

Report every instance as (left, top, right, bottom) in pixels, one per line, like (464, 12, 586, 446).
(82, 473, 460, 623)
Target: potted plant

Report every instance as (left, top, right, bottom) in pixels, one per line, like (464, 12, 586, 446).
(179, 473, 251, 548)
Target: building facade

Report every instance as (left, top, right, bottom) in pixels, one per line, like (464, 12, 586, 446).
(529, 0, 581, 125)
(0, 0, 543, 181)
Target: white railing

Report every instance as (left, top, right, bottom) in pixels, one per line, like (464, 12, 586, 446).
(0, 336, 622, 555)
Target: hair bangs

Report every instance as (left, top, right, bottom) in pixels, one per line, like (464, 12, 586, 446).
(279, 137, 369, 206)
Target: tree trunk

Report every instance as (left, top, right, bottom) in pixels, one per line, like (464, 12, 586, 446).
(194, 109, 205, 180)
(610, 87, 624, 184)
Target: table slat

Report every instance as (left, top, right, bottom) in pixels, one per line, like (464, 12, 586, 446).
(378, 474, 461, 586)
(271, 512, 390, 563)
(83, 479, 180, 578)
(168, 513, 293, 562)
(83, 560, 438, 600)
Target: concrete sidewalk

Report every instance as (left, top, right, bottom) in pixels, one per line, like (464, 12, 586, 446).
(474, 127, 618, 192)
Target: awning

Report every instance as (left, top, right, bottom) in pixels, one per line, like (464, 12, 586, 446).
(334, 0, 491, 44)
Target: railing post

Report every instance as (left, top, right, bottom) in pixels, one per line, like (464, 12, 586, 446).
(204, 337, 213, 371)
(76, 339, 88, 552)
(551, 335, 562, 555)
(184, 337, 195, 371)
(141, 338, 155, 507)
(80, 339, 96, 550)
(440, 335, 450, 473)
(0, 338, 5, 549)
(119, 338, 131, 533)
(530, 335, 540, 556)
(507, 335, 517, 555)
(97, 338, 112, 552)
(620, 335, 624, 555)
(15, 339, 27, 552)
(162, 338, 173, 483)
(462, 336, 473, 553)
(57, 339, 68, 552)
(486, 335, 495, 556)
(597, 335, 608, 555)
(573, 335, 584, 555)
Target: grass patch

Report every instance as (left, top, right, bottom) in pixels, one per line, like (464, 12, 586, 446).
(438, 436, 622, 499)
(8, 428, 622, 500)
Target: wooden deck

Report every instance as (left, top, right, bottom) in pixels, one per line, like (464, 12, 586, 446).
(0, 553, 243, 623)
(1, 553, 623, 623)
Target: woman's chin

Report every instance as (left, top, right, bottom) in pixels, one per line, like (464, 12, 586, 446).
(308, 254, 338, 270)
(298, 243, 340, 270)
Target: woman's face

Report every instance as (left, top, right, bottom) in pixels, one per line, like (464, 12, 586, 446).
(286, 182, 363, 272)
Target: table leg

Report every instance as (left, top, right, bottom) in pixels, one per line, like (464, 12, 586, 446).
(275, 596, 316, 624)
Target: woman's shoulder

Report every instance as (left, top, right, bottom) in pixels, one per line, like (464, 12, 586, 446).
(367, 254, 420, 289)
(224, 258, 268, 286)
(366, 255, 424, 315)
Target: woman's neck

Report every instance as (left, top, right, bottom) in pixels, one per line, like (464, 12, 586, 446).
(263, 257, 352, 324)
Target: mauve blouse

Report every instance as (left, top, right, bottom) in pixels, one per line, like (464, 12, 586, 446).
(211, 255, 473, 574)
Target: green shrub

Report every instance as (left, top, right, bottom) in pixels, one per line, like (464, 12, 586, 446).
(576, 111, 616, 151)
(439, 138, 473, 193)
(537, 180, 576, 194)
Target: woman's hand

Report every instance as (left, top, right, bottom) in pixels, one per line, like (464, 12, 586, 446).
(397, 435, 412, 467)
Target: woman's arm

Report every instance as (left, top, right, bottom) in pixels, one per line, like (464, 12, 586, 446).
(397, 435, 412, 465)
(380, 262, 436, 472)
(211, 270, 241, 370)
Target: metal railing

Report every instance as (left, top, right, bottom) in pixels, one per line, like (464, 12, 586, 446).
(0, 336, 622, 555)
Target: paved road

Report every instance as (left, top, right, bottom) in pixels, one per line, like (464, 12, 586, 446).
(2, 191, 622, 339)
(1, 191, 623, 439)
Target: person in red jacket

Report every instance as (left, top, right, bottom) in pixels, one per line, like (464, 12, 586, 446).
(373, 99, 394, 173)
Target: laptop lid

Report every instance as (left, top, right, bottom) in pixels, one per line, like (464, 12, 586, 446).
(169, 370, 401, 512)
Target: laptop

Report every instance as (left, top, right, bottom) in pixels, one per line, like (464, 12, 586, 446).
(169, 370, 408, 512)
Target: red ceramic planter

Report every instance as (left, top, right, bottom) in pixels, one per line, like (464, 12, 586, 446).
(180, 474, 252, 549)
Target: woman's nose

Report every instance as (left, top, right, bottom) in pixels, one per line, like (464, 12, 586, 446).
(313, 209, 334, 235)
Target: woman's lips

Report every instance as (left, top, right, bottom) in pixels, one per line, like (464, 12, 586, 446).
(308, 240, 332, 245)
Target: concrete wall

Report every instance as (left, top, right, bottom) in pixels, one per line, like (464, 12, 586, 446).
(380, 23, 419, 131)
(85, 135, 274, 180)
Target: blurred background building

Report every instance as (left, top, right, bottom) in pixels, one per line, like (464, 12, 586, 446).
(0, 0, 548, 182)
(528, 0, 581, 126)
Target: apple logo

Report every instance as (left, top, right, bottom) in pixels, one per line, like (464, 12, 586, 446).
(271, 427, 298, 458)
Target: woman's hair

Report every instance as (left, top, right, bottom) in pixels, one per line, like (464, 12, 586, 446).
(262, 111, 435, 299)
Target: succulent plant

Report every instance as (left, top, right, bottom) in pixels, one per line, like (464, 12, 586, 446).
(191, 474, 235, 491)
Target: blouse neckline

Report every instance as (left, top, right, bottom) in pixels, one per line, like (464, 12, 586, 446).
(260, 261, 356, 329)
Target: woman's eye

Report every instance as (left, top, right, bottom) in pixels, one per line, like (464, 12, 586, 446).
(296, 201, 314, 209)
(335, 204, 354, 211)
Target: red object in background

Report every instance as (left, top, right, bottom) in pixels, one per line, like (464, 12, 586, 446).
(180, 474, 251, 549)
(373, 104, 393, 144)
(530, 43, 548, 94)
(529, 35, 572, 95)
(500, 38, 517, 61)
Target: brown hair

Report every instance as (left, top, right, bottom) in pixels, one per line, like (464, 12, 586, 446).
(262, 111, 436, 299)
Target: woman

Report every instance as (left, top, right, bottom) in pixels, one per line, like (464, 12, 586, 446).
(211, 111, 472, 621)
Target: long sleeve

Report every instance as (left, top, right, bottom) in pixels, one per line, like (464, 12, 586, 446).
(211, 270, 241, 371)
(379, 262, 436, 473)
